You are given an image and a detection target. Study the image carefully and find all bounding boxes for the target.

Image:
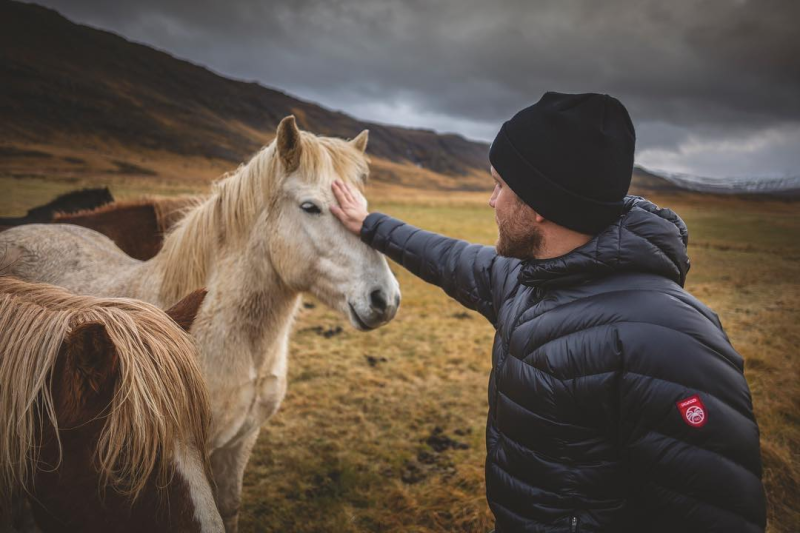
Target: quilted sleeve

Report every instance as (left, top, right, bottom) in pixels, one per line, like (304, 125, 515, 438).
(360, 212, 519, 326)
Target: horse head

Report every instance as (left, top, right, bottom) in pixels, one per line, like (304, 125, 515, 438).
(262, 116, 401, 330)
(0, 281, 223, 532)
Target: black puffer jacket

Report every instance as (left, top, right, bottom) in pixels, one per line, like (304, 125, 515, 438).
(361, 196, 766, 532)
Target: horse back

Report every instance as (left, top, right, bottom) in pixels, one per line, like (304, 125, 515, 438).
(55, 203, 162, 260)
(0, 223, 141, 296)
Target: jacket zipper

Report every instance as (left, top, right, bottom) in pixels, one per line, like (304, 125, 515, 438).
(570, 515, 578, 532)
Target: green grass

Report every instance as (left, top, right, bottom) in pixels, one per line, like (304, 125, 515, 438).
(3, 179, 798, 532)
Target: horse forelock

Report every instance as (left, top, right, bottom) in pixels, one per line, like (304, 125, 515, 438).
(295, 131, 370, 190)
(156, 130, 369, 305)
(0, 277, 211, 513)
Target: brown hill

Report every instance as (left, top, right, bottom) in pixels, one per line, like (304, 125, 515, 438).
(6, 1, 779, 199)
(0, 0, 490, 190)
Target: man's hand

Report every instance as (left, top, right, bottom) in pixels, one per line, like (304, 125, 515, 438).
(331, 180, 369, 235)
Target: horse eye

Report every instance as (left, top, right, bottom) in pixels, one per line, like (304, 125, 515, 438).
(300, 202, 322, 215)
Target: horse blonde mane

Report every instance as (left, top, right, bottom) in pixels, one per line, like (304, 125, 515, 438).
(0, 277, 211, 510)
(156, 130, 370, 305)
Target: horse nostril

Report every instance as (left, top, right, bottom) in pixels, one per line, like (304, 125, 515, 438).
(370, 289, 388, 313)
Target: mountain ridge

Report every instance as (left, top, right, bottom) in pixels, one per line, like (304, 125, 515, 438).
(0, 0, 489, 187)
(2, 1, 795, 198)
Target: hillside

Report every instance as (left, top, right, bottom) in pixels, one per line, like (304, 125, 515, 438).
(0, 0, 490, 190)
(3, 1, 793, 199)
(636, 166, 800, 198)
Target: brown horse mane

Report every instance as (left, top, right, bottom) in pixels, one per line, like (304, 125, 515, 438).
(54, 197, 156, 218)
(53, 195, 203, 233)
(0, 277, 211, 513)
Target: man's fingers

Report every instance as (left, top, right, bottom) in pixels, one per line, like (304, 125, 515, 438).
(340, 180, 356, 204)
(334, 180, 352, 206)
(335, 180, 359, 208)
(332, 181, 349, 208)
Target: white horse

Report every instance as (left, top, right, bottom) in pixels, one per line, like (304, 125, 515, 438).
(1, 116, 401, 531)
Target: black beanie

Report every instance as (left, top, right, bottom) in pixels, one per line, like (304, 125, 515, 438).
(489, 92, 635, 234)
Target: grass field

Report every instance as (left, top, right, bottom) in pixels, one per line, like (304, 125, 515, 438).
(3, 176, 799, 532)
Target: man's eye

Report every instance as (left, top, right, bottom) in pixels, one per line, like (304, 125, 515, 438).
(300, 202, 322, 214)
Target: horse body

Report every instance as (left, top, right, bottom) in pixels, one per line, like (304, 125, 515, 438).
(0, 278, 223, 532)
(51, 196, 202, 260)
(1, 117, 401, 531)
(3, 219, 297, 453)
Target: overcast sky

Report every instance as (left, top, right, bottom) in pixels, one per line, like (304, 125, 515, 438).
(36, 0, 800, 179)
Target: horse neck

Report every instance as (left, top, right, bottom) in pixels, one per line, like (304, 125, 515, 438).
(228, 240, 302, 366)
(143, 152, 302, 368)
(33, 421, 205, 532)
(148, 151, 276, 307)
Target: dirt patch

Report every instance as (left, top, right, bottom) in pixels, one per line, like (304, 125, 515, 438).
(301, 325, 343, 338)
(364, 355, 388, 367)
(399, 427, 470, 485)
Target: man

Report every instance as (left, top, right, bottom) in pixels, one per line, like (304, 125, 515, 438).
(331, 92, 766, 532)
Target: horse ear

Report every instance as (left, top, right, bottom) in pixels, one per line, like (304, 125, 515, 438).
(165, 289, 207, 332)
(350, 129, 369, 153)
(276, 115, 302, 173)
(54, 321, 118, 425)
(63, 321, 119, 397)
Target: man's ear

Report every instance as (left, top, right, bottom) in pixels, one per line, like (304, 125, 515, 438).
(165, 289, 207, 332)
(276, 116, 302, 173)
(350, 130, 369, 153)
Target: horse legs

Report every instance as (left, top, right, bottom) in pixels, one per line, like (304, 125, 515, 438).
(210, 429, 260, 533)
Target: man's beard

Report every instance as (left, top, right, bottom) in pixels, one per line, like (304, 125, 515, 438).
(495, 204, 544, 259)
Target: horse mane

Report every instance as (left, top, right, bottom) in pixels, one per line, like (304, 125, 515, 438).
(53, 198, 158, 220)
(0, 277, 211, 510)
(28, 187, 114, 219)
(156, 131, 370, 305)
(151, 195, 205, 232)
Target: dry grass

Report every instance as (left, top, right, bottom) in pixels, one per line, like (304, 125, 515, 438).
(240, 190, 799, 533)
(2, 177, 797, 532)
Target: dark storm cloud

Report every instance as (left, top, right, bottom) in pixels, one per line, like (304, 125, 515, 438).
(34, 0, 800, 177)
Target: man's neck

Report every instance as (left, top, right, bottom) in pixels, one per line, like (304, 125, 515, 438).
(533, 226, 593, 260)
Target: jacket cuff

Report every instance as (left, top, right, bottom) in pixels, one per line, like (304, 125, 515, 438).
(360, 212, 389, 246)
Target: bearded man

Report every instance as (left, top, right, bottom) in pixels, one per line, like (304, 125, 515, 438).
(331, 92, 766, 532)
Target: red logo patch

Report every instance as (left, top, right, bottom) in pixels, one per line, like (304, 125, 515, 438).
(676, 394, 707, 428)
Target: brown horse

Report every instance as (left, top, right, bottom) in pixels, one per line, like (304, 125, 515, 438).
(0, 187, 114, 229)
(0, 277, 223, 532)
(52, 196, 201, 260)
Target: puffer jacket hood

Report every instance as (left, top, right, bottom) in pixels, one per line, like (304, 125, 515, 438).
(519, 196, 690, 289)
